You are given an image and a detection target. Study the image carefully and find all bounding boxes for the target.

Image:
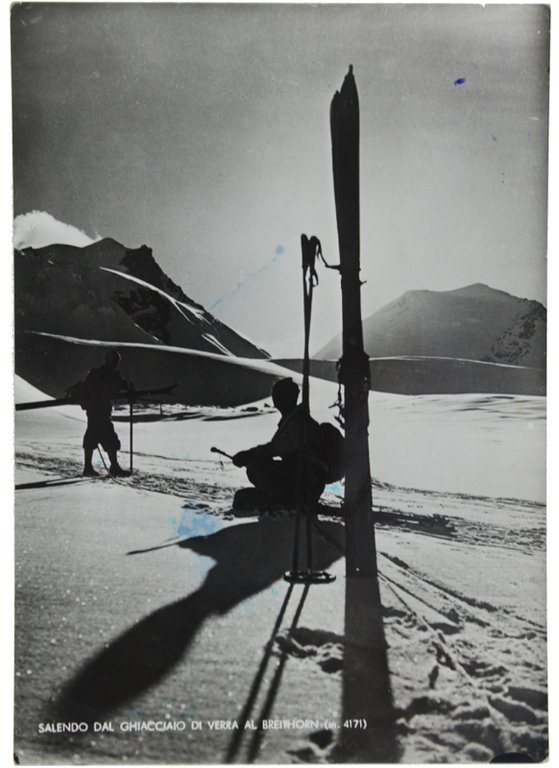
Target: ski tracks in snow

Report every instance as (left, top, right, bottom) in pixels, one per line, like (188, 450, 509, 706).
(374, 542, 547, 762)
(15, 447, 547, 762)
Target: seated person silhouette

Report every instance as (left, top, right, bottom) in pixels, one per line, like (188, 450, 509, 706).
(232, 378, 327, 511)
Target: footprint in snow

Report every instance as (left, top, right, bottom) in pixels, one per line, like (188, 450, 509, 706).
(274, 627, 344, 674)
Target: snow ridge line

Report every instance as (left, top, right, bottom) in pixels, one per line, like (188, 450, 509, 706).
(31, 331, 300, 380)
(102, 267, 233, 356)
(99, 267, 211, 327)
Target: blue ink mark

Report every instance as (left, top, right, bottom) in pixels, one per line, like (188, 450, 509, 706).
(491, 133, 497, 142)
(210, 246, 286, 312)
(454, 77, 466, 86)
(176, 508, 223, 538)
(326, 481, 344, 494)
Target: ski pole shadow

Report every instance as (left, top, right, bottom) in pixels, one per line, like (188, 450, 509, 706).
(225, 584, 311, 764)
(15, 476, 86, 490)
(51, 518, 344, 726)
(226, 518, 346, 763)
(225, 582, 295, 763)
(244, 584, 310, 763)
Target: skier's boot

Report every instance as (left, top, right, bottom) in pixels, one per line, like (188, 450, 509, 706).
(110, 464, 130, 478)
(233, 487, 269, 512)
(83, 466, 99, 477)
(232, 487, 289, 516)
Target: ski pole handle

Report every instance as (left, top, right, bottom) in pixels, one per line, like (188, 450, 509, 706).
(210, 446, 233, 460)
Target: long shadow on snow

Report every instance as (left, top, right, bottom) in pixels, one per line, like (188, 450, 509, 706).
(52, 518, 344, 725)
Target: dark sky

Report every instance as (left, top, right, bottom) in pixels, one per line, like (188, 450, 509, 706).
(11, 3, 549, 355)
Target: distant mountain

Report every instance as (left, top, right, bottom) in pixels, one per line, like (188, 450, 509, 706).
(15, 238, 270, 401)
(315, 284, 546, 368)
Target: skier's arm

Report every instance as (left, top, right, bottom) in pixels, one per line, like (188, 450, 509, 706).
(117, 372, 133, 392)
(122, 380, 136, 401)
(232, 442, 274, 467)
(232, 411, 303, 467)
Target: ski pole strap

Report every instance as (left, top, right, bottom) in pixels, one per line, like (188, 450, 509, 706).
(301, 234, 325, 408)
(301, 234, 321, 289)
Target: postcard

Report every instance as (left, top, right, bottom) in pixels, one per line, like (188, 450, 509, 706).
(12, 3, 548, 764)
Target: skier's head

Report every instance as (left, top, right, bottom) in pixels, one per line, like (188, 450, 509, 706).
(105, 350, 121, 371)
(271, 378, 299, 415)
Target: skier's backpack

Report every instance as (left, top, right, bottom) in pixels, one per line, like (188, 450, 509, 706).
(318, 422, 345, 483)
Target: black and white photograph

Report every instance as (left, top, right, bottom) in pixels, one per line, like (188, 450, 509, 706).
(12, 3, 549, 764)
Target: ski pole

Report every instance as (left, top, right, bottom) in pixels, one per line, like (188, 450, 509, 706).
(97, 445, 109, 472)
(128, 385, 136, 474)
(129, 398, 134, 473)
(210, 447, 233, 460)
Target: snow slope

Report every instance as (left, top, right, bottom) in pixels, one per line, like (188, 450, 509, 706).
(13, 375, 547, 763)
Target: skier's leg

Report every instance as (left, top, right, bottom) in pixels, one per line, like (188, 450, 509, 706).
(107, 448, 128, 476)
(82, 420, 99, 476)
(246, 459, 297, 506)
(102, 423, 127, 476)
(107, 448, 118, 469)
(83, 447, 98, 476)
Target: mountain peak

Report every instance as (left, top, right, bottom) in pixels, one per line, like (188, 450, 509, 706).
(450, 283, 510, 297)
(315, 284, 545, 367)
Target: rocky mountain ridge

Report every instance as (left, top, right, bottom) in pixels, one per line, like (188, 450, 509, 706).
(15, 238, 269, 357)
(15, 238, 273, 402)
(316, 283, 546, 368)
